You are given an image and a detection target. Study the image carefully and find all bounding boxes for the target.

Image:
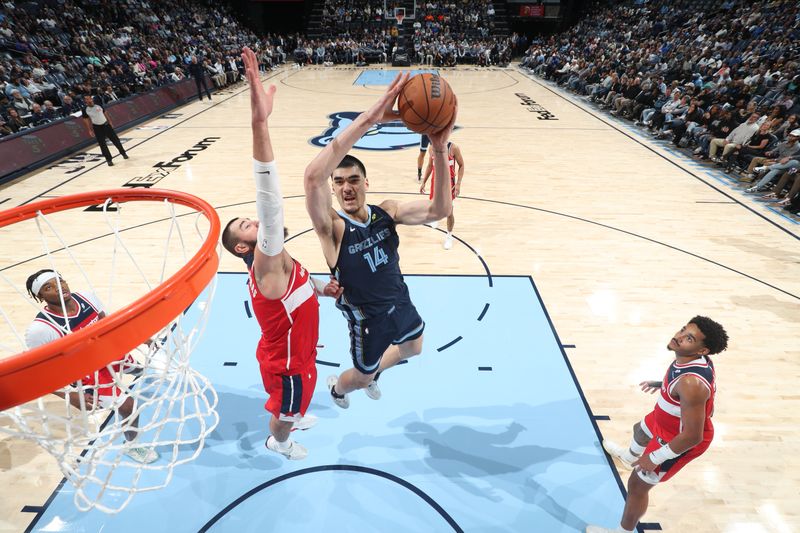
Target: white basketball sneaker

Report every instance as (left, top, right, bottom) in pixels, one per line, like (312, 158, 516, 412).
(266, 436, 308, 460)
(602, 439, 635, 470)
(291, 414, 318, 432)
(125, 446, 159, 464)
(365, 379, 382, 400)
(443, 234, 453, 250)
(327, 375, 350, 409)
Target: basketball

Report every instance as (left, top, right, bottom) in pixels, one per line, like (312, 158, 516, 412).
(398, 73, 456, 135)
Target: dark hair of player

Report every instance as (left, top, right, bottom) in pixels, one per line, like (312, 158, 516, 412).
(689, 315, 729, 355)
(335, 154, 367, 179)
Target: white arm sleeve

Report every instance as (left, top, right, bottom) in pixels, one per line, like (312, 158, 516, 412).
(310, 276, 327, 296)
(253, 159, 285, 257)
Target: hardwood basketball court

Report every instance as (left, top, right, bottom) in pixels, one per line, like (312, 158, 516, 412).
(0, 65, 797, 533)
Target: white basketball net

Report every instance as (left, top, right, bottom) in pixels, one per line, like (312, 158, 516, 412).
(0, 195, 219, 513)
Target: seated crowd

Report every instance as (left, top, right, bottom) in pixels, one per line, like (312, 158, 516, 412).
(321, 0, 393, 40)
(520, 0, 800, 215)
(0, 0, 293, 138)
(313, 0, 513, 67)
(413, 0, 497, 39)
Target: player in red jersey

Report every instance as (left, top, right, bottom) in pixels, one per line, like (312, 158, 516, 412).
(587, 316, 729, 533)
(221, 47, 341, 460)
(25, 269, 158, 464)
(419, 140, 464, 249)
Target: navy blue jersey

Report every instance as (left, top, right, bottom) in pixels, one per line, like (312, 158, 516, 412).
(333, 204, 409, 320)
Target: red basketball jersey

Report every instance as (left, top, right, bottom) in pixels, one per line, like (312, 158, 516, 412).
(653, 356, 716, 441)
(27, 292, 117, 392)
(249, 259, 319, 374)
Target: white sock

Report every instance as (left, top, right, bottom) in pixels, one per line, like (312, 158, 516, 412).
(618, 527, 635, 533)
(272, 437, 291, 451)
(628, 439, 645, 457)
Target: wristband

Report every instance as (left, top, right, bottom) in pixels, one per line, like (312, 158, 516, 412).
(649, 443, 680, 465)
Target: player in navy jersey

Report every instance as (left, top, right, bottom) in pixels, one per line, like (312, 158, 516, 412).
(24, 269, 159, 464)
(304, 72, 457, 408)
(587, 316, 729, 533)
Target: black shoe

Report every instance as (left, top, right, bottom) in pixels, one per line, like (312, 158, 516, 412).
(107, 161, 114, 166)
(122, 154, 129, 160)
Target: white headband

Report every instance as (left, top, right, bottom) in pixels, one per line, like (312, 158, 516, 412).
(31, 272, 59, 297)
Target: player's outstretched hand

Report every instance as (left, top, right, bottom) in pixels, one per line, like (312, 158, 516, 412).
(419, 183, 426, 194)
(363, 71, 409, 125)
(242, 46, 276, 124)
(322, 277, 344, 299)
(639, 380, 661, 394)
(428, 96, 458, 149)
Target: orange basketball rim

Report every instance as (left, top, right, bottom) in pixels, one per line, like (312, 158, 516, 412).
(0, 189, 220, 411)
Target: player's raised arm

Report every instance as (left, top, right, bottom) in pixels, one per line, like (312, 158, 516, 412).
(387, 105, 458, 225)
(242, 46, 291, 296)
(304, 72, 410, 240)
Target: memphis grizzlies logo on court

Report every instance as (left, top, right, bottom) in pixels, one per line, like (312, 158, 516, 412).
(310, 111, 420, 151)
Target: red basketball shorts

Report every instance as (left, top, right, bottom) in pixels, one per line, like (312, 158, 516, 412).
(261, 362, 317, 421)
(638, 410, 712, 484)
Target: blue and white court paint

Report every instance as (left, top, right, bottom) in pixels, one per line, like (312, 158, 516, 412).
(27, 274, 625, 532)
(355, 70, 439, 86)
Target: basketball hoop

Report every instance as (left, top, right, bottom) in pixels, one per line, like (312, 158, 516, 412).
(0, 189, 221, 513)
(395, 7, 405, 25)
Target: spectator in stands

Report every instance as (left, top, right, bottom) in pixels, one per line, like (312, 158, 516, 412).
(100, 85, 119, 104)
(60, 95, 79, 117)
(208, 58, 227, 88)
(0, 116, 13, 137)
(28, 103, 49, 127)
(774, 115, 799, 140)
(5, 108, 28, 133)
(4, 78, 29, 99)
(732, 122, 774, 170)
(708, 113, 761, 164)
(743, 129, 800, 186)
(746, 155, 800, 195)
(670, 103, 705, 146)
(762, 163, 800, 206)
(42, 101, 59, 122)
(10, 89, 33, 114)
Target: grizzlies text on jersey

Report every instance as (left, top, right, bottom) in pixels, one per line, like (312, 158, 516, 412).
(333, 204, 410, 320)
(333, 204, 425, 373)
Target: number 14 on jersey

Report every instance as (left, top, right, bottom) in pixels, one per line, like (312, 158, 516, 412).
(363, 246, 389, 273)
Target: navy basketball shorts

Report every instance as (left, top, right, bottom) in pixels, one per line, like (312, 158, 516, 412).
(419, 134, 430, 152)
(348, 299, 425, 374)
